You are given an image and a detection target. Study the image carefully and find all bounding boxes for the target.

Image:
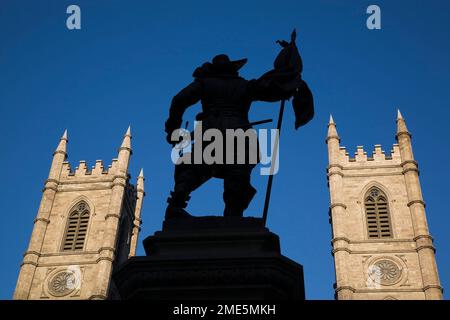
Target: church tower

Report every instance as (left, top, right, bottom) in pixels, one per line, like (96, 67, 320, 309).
(326, 112, 443, 300)
(14, 128, 145, 300)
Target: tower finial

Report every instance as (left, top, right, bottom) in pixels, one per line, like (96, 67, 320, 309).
(329, 114, 335, 125)
(137, 168, 145, 191)
(55, 129, 68, 154)
(62, 129, 68, 140)
(327, 114, 339, 142)
(396, 109, 409, 137)
(120, 126, 132, 150)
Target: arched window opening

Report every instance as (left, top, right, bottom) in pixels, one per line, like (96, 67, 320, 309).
(62, 201, 90, 251)
(365, 188, 392, 238)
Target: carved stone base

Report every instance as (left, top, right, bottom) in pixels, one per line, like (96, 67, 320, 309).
(113, 216, 305, 300)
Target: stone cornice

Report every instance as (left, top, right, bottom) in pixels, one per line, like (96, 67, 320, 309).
(329, 203, 347, 210)
(332, 247, 352, 255)
(105, 213, 120, 220)
(98, 247, 116, 254)
(407, 200, 426, 208)
(34, 217, 50, 224)
(327, 164, 344, 170)
(400, 160, 418, 167)
(23, 250, 41, 258)
(423, 285, 444, 293)
(402, 167, 420, 175)
(96, 257, 114, 263)
(53, 150, 67, 156)
(88, 294, 108, 300)
(396, 131, 412, 139)
(416, 245, 436, 253)
(327, 171, 344, 178)
(331, 237, 351, 245)
(335, 286, 356, 293)
(413, 234, 433, 242)
(325, 135, 340, 143)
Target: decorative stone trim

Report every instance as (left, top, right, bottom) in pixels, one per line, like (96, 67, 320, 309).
(400, 160, 418, 167)
(325, 135, 340, 143)
(98, 247, 116, 254)
(105, 213, 120, 220)
(355, 288, 426, 293)
(42, 185, 58, 192)
(44, 179, 59, 184)
(332, 247, 352, 255)
(53, 150, 67, 156)
(330, 203, 347, 210)
(368, 258, 402, 286)
(423, 285, 444, 293)
(23, 250, 41, 258)
(331, 237, 351, 244)
(396, 131, 412, 139)
(413, 234, 433, 242)
(328, 171, 344, 178)
(416, 245, 436, 253)
(111, 181, 126, 188)
(335, 286, 356, 293)
(21, 261, 39, 267)
(334, 248, 418, 254)
(343, 172, 404, 178)
(34, 217, 50, 224)
(407, 200, 426, 207)
(118, 146, 132, 153)
(88, 294, 108, 300)
(327, 164, 344, 170)
(96, 257, 114, 263)
(402, 167, 420, 175)
(38, 251, 97, 257)
(113, 174, 128, 180)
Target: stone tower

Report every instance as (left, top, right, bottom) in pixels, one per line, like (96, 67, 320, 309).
(326, 111, 443, 300)
(14, 128, 145, 300)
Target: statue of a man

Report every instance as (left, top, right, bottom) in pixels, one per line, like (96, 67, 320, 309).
(164, 32, 314, 219)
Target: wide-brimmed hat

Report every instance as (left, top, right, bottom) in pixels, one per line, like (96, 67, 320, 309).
(211, 54, 247, 72)
(193, 54, 247, 78)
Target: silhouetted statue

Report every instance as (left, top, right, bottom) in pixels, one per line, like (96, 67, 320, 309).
(164, 30, 314, 219)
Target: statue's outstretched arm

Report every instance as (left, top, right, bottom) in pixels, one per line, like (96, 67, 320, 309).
(165, 80, 202, 142)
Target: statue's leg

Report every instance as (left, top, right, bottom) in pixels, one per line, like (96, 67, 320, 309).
(166, 161, 212, 219)
(223, 164, 256, 217)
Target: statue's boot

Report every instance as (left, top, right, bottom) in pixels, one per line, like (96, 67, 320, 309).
(223, 184, 256, 217)
(165, 191, 192, 219)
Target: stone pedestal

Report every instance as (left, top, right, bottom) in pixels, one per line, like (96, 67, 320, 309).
(113, 216, 305, 300)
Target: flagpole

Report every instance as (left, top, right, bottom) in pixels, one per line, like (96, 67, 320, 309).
(262, 99, 286, 226)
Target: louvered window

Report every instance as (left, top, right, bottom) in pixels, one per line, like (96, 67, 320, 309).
(365, 188, 392, 238)
(62, 201, 90, 251)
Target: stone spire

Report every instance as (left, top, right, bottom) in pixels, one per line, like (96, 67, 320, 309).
(326, 115, 340, 165)
(48, 130, 68, 181)
(117, 126, 132, 173)
(130, 168, 145, 257)
(54, 129, 68, 156)
(327, 115, 339, 141)
(396, 109, 410, 138)
(395, 109, 443, 299)
(120, 125, 132, 151)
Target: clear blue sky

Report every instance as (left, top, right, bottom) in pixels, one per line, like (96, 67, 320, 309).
(1, 0, 449, 300)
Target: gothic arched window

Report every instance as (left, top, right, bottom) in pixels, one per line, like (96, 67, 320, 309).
(365, 187, 393, 238)
(62, 201, 90, 251)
